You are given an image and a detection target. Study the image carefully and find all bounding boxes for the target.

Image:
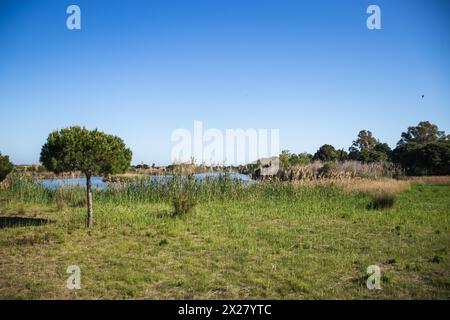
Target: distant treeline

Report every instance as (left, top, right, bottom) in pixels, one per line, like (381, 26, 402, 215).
(279, 121, 450, 176)
(1, 121, 449, 183)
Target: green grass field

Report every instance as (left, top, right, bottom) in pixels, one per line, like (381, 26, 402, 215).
(0, 179, 449, 299)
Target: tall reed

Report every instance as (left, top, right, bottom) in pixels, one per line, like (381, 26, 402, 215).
(4, 173, 344, 207)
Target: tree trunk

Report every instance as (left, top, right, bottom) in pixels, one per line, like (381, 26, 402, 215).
(86, 175, 93, 228)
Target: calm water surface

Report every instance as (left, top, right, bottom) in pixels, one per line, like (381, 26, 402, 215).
(38, 172, 254, 190)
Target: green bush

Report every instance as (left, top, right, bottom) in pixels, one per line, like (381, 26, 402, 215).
(172, 189, 197, 216)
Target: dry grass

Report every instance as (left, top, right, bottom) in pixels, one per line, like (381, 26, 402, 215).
(292, 178, 411, 196)
(405, 176, 450, 185)
(279, 161, 403, 181)
(338, 179, 411, 196)
(291, 176, 450, 196)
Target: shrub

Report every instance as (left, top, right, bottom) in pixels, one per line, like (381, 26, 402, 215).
(172, 189, 197, 216)
(367, 194, 395, 210)
(279, 150, 312, 168)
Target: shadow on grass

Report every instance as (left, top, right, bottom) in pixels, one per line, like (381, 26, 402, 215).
(0, 216, 54, 229)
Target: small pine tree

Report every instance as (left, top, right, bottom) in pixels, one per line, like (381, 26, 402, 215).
(40, 126, 132, 227)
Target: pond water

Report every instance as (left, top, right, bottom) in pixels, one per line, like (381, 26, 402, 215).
(38, 172, 254, 190)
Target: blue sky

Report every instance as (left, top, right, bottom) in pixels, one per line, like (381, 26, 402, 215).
(0, 0, 449, 165)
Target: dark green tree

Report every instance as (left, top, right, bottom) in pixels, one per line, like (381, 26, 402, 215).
(349, 130, 379, 153)
(337, 149, 348, 161)
(355, 150, 390, 163)
(313, 144, 339, 162)
(398, 121, 447, 145)
(0, 152, 14, 182)
(40, 127, 132, 227)
(349, 130, 391, 162)
(392, 140, 450, 175)
(374, 142, 392, 155)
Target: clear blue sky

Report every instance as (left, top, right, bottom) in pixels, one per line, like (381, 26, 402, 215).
(1, 0, 449, 165)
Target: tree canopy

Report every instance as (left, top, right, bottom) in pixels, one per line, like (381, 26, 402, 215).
(348, 130, 391, 163)
(313, 144, 340, 162)
(392, 122, 449, 175)
(392, 140, 450, 175)
(398, 121, 448, 145)
(40, 126, 132, 177)
(349, 130, 379, 153)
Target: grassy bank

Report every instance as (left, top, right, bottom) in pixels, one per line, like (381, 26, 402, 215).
(0, 177, 449, 299)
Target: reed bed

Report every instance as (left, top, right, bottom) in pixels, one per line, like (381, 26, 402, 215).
(1, 173, 422, 229)
(3, 173, 347, 208)
(277, 160, 403, 181)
